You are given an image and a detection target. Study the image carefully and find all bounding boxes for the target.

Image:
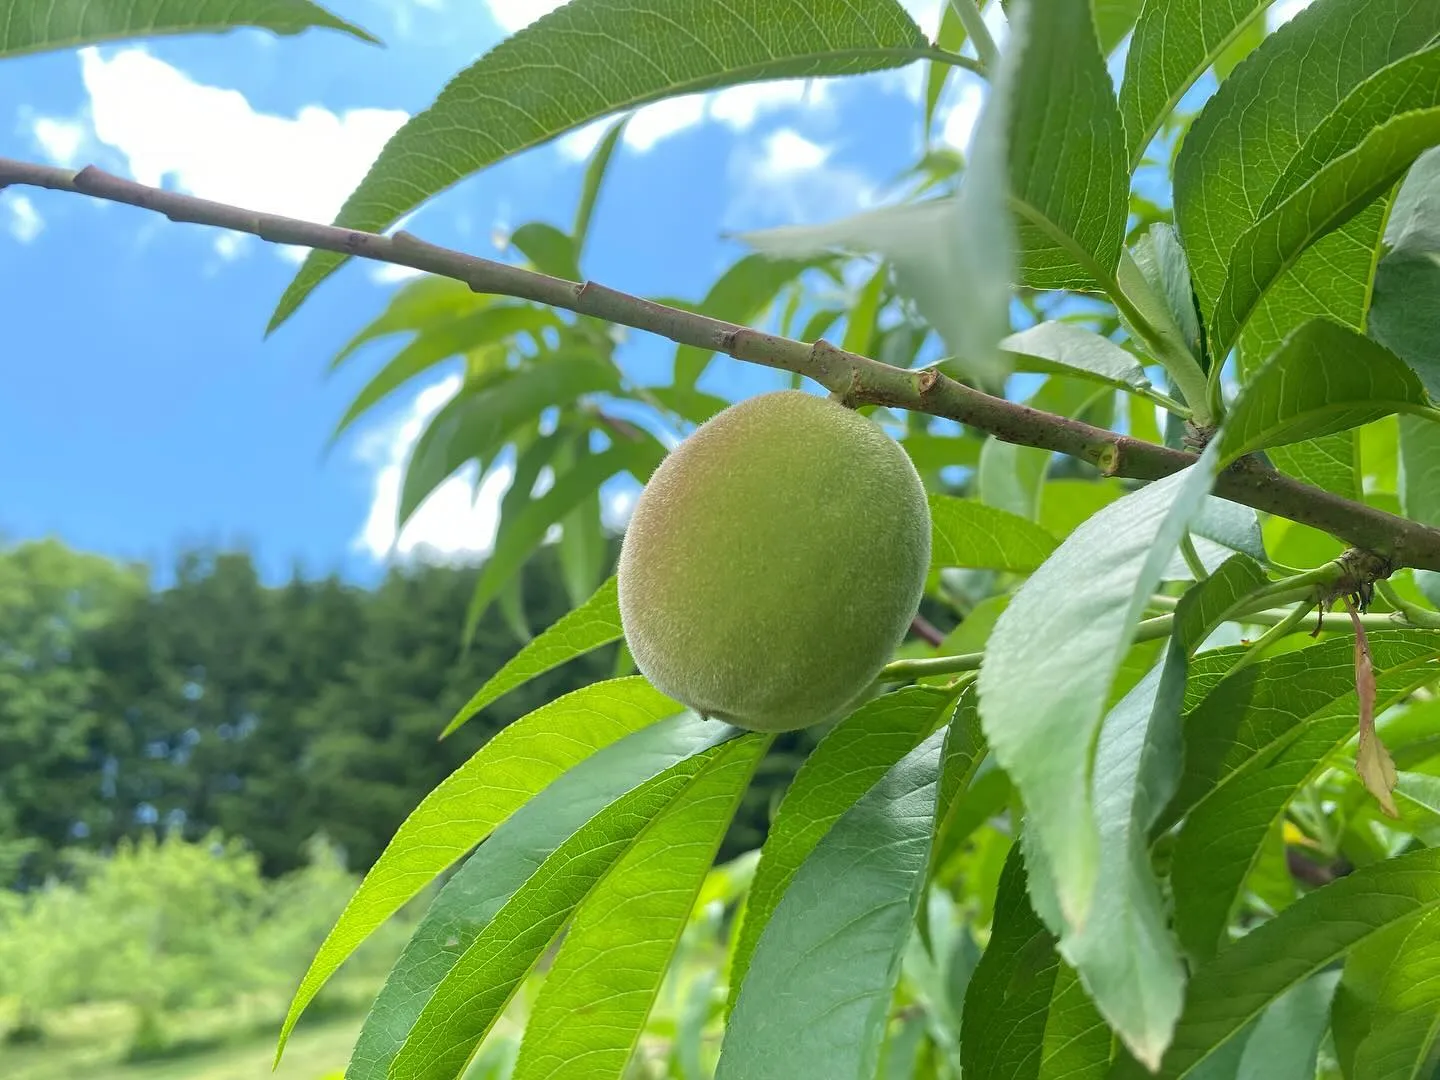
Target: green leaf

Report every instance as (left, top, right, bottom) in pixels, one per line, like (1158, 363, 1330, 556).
(1124, 847, 1440, 1079)
(977, 448, 1220, 931)
(901, 432, 984, 473)
(961, 848, 1110, 1080)
(1056, 650, 1189, 1069)
(443, 578, 619, 743)
(345, 714, 737, 1080)
(945, 0, 1024, 387)
(330, 305, 560, 442)
(716, 728, 945, 1080)
(1001, 322, 1152, 393)
(726, 687, 954, 1012)
(509, 731, 765, 1080)
(924, 1, 968, 140)
(1168, 643, 1440, 965)
(928, 495, 1059, 574)
(1211, 107, 1440, 354)
(1047, 564, 1256, 1066)
(1190, 502, 1267, 565)
(978, 436, 1049, 521)
(1233, 972, 1340, 1080)
(510, 223, 582, 282)
(674, 254, 830, 388)
(1119, 0, 1273, 169)
(573, 116, 628, 258)
(1129, 223, 1202, 362)
(330, 276, 482, 371)
(273, 676, 679, 1060)
(646, 385, 733, 426)
(399, 356, 619, 526)
(556, 442, 607, 606)
(1007, 0, 1128, 292)
(0, 0, 376, 57)
(1174, 0, 1440, 323)
(388, 732, 765, 1080)
(1372, 147, 1440, 398)
(743, 199, 1012, 388)
(1041, 963, 1114, 1079)
(463, 438, 664, 632)
(1351, 908, 1440, 1080)
(1092, 0, 1147, 54)
(1400, 415, 1440, 606)
(1164, 631, 1440, 829)
(269, 0, 930, 331)
(841, 266, 888, 358)
(1215, 319, 1434, 468)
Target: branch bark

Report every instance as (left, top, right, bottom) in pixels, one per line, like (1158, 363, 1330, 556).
(8, 155, 1440, 572)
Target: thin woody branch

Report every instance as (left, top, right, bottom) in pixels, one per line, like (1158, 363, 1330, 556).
(8, 154, 1440, 573)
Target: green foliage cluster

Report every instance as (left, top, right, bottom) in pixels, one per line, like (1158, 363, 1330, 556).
(12, 0, 1440, 1079)
(0, 830, 410, 1056)
(0, 539, 619, 881)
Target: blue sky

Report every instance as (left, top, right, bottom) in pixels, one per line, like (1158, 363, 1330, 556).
(0, 0, 1312, 586)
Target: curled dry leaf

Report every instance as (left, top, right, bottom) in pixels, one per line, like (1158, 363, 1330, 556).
(1349, 600, 1399, 818)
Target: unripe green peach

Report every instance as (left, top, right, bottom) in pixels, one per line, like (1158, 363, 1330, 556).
(617, 390, 931, 733)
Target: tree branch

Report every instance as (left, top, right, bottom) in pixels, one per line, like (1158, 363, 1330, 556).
(8, 154, 1440, 573)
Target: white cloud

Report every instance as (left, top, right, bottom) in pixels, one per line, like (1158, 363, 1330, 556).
(487, 0, 566, 33)
(726, 127, 876, 228)
(1268, 0, 1317, 30)
(369, 262, 428, 284)
(556, 79, 836, 161)
(31, 47, 408, 262)
(939, 77, 985, 151)
(354, 375, 516, 562)
(32, 117, 86, 166)
(4, 193, 43, 243)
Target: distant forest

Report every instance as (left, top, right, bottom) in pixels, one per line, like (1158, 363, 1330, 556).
(0, 539, 817, 886)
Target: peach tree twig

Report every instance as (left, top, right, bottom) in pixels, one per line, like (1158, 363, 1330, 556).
(8, 154, 1440, 572)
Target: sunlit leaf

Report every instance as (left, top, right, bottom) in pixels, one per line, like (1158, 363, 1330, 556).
(1233, 972, 1340, 1080)
(0, 0, 376, 57)
(510, 223, 581, 282)
(399, 356, 620, 526)
(1174, 0, 1440, 326)
(673, 254, 831, 387)
(330, 276, 481, 371)
(1351, 908, 1440, 1080)
(463, 438, 664, 632)
(1216, 319, 1433, 467)
(1118, 0, 1273, 170)
(717, 728, 945, 1079)
(573, 116, 628, 258)
(271, 0, 933, 330)
(509, 731, 766, 1080)
(726, 687, 955, 1011)
(961, 848, 1110, 1080)
(331, 305, 560, 442)
(1001, 322, 1151, 393)
(445, 577, 621, 736)
(345, 714, 736, 1080)
(389, 733, 765, 1080)
(1211, 105, 1440, 354)
(1122, 847, 1440, 1079)
(1006, 0, 1128, 292)
(928, 495, 1059, 574)
(274, 677, 680, 1059)
(1169, 638, 1440, 964)
(978, 448, 1220, 931)
(1165, 632, 1440, 827)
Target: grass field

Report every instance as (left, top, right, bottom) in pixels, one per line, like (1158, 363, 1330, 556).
(0, 993, 367, 1080)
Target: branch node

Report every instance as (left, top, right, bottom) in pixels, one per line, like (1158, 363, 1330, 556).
(1096, 442, 1121, 477)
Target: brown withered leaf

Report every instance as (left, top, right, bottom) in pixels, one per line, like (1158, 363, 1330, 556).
(1349, 601, 1399, 818)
